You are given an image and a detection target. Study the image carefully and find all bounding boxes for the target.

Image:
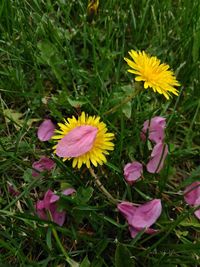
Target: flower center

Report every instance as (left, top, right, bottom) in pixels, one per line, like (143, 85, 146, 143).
(56, 125, 98, 158)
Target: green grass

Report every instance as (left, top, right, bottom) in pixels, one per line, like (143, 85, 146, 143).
(0, 0, 200, 266)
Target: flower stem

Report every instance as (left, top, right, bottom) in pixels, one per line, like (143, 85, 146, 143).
(48, 211, 79, 266)
(89, 167, 118, 204)
(103, 86, 141, 115)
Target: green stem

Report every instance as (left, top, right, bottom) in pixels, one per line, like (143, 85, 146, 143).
(48, 211, 79, 267)
(89, 167, 118, 204)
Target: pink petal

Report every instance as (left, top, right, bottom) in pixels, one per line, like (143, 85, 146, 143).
(141, 116, 166, 144)
(35, 189, 67, 225)
(50, 188, 76, 203)
(62, 188, 76, 196)
(129, 226, 140, 238)
(36, 200, 45, 210)
(146, 143, 168, 173)
(144, 228, 159, 235)
(32, 157, 55, 177)
(50, 194, 60, 203)
(130, 199, 162, 229)
(51, 210, 66, 226)
(194, 209, 200, 220)
(118, 200, 162, 238)
(37, 119, 55, 141)
(8, 184, 20, 196)
(117, 202, 137, 225)
(184, 182, 200, 206)
(43, 189, 55, 209)
(56, 125, 98, 157)
(36, 209, 47, 220)
(124, 161, 143, 184)
(194, 196, 200, 219)
(35, 201, 47, 220)
(129, 226, 158, 238)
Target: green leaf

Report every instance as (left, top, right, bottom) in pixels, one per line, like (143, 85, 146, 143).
(80, 256, 90, 267)
(46, 228, 52, 250)
(115, 244, 135, 267)
(179, 217, 200, 228)
(122, 101, 132, 119)
(22, 168, 33, 182)
(74, 187, 94, 205)
(121, 85, 134, 94)
(67, 97, 87, 108)
(3, 108, 39, 130)
(37, 40, 56, 65)
(37, 40, 66, 87)
(4, 108, 23, 127)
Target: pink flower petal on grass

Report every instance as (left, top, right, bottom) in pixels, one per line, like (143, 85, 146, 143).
(118, 199, 162, 238)
(63, 188, 76, 196)
(141, 116, 166, 144)
(146, 143, 168, 173)
(124, 161, 143, 184)
(36, 188, 76, 226)
(194, 196, 200, 219)
(50, 188, 76, 203)
(8, 184, 20, 197)
(56, 125, 98, 158)
(37, 119, 55, 141)
(52, 210, 66, 226)
(184, 182, 200, 220)
(129, 226, 159, 238)
(36, 200, 47, 220)
(117, 202, 137, 225)
(184, 182, 200, 206)
(49, 194, 60, 203)
(43, 189, 55, 209)
(194, 209, 200, 220)
(130, 199, 162, 229)
(32, 157, 55, 177)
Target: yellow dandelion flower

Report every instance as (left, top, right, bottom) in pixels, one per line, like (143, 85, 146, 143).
(52, 112, 114, 169)
(124, 50, 180, 99)
(87, 0, 99, 16)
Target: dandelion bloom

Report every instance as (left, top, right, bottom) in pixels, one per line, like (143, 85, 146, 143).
(146, 143, 168, 173)
(52, 112, 114, 168)
(37, 119, 55, 141)
(87, 0, 99, 16)
(124, 161, 143, 184)
(124, 50, 180, 99)
(117, 199, 162, 238)
(32, 157, 55, 177)
(141, 116, 166, 144)
(36, 188, 75, 226)
(184, 182, 200, 220)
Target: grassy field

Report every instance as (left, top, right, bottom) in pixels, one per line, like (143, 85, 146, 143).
(0, 0, 200, 266)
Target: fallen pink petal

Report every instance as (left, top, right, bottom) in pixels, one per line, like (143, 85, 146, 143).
(32, 157, 55, 177)
(37, 119, 55, 141)
(184, 181, 200, 220)
(146, 143, 168, 173)
(117, 199, 162, 238)
(124, 161, 143, 184)
(35, 188, 75, 226)
(141, 116, 166, 144)
(117, 201, 138, 225)
(8, 183, 20, 197)
(194, 205, 200, 220)
(62, 188, 76, 196)
(56, 125, 98, 158)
